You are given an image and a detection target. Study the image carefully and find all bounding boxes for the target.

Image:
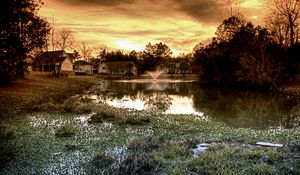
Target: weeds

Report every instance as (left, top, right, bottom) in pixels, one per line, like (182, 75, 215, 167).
(90, 153, 114, 174)
(0, 125, 17, 170)
(55, 125, 76, 138)
(64, 141, 81, 151)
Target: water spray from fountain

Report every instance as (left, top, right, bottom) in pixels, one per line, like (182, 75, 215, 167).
(145, 70, 164, 81)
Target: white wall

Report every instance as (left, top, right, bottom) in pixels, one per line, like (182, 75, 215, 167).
(61, 58, 73, 71)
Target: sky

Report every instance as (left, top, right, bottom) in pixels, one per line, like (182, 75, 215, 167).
(39, 0, 267, 55)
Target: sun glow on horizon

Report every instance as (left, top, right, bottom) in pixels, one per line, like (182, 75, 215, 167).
(115, 40, 143, 52)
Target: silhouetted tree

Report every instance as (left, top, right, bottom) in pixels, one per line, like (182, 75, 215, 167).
(56, 28, 74, 51)
(140, 42, 172, 72)
(215, 16, 245, 42)
(285, 43, 300, 76)
(194, 17, 286, 90)
(223, 0, 244, 17)
(265, 12, 289, 46)
(0, 0, 49, 85)
(265, 0, 300, 46)
(78, 42, 93, 61)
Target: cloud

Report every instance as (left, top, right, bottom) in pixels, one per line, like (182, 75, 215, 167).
(57, 0, 225, 24)
(58, 0, 134, 6)
(173, 0, 225, 24)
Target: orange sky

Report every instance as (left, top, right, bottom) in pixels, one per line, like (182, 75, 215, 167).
(39, 0, 267, 54)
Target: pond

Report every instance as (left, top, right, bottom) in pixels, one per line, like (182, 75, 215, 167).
(95, 79, 300, 129)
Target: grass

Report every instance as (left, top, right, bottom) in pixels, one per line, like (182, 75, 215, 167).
(0, 75, 299, 174)
(0, 109, 299, 174)
(0, 74, 98, 118)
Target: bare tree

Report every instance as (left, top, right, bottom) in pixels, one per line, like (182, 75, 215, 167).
(56, 28, 74, 51)
(223, 0, 245, 17)
(265, 0, 300, 46)
(79, 42, 92, 61)
(265, 12, 289, 46)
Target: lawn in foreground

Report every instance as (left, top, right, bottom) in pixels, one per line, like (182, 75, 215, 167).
(1, 109, 299, 175)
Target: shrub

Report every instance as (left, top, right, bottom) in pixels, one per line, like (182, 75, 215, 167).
(89, 106, 127, 124)
(125, 117, 150, 125)
(64, 141, 80, 151)
(55, 125, 76, 138)
(92, 154, 114, 169)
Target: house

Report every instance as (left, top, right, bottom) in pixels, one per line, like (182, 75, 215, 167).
(98, 61, 137, 76)
(157, 61, 192, 74)
(33, 50, 74, 76)
(74, 60, 93, 75)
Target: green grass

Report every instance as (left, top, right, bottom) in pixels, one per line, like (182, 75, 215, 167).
(0, 74, 98, 118)
(0, 110, 298, 174)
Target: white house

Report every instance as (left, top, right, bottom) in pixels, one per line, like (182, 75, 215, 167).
(74, 60, 93, 75)
(98, 61, 137, 76)
(33, 50, 74, 76)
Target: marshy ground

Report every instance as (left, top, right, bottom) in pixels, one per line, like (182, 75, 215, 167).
(0, 75, 299, 174)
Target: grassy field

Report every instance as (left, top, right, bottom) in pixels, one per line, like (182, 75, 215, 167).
(0, 74, 99, 118)
(0, 75, 299, 174)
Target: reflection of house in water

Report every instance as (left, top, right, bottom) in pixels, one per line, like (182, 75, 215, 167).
(98, 61, 137, 76)
(33, 50, 74, 76)
(74, 60, 93, 75)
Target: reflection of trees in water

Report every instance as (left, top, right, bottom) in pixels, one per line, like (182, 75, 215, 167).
(144, 93, 172, 112)
(98, 81, 198, 112)
(192, 88, 300, 129)
(100, 81, 197, 99)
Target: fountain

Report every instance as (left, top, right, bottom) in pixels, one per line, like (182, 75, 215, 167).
(145, 70, 164, 80)
(114, 69, 195, 83)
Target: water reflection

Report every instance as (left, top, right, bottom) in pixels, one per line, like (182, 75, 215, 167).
(193, 88, 300, 129)
(96, 80, 300, 129)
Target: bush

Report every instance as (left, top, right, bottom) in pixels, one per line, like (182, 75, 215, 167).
(125, 117, 150, 125)
(64, 141, 80, 151)
(89, 106, 127, 124)
(55, 125, 76, 138)
(92, 154, 114, 169)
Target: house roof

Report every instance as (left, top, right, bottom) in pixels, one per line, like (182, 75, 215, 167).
(36, 50, 73, 64)
(74, 60, 91, 66)
(100, 61, 136, 70)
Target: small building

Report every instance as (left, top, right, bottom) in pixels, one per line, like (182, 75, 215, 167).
(98, 61, 137, 76)
(33, 50, 74, 76)
(74, 60, 93, 75)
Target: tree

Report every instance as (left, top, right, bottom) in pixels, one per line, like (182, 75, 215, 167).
(265, 12, 289, 46)
(56, 28, 74, 51)
(194, 16, 286, 90)
(223, 0, 245, 17)
(141, 42, 172, 72)
(0, 0, 50, 85)
(215, 16, 245, 42)
(230, 24, 285, 89)
(79, 42, 92, 61)
(42, 27, 74, 77)
(265, 0, 300, 46)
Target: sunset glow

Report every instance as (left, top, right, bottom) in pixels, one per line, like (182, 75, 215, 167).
(115, 40, 143, 52)
(39, 0, 268, 53)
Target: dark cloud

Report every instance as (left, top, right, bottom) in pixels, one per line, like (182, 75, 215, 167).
(57, 0, 224, 24)
(173, 0, 224, 24)
(58, 0, 134, 6)
(157, 37, 199, 45)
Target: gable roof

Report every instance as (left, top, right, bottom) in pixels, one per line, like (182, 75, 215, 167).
(36, 50, 73, 64)
(74, 60, 91, 66)
(101, 61, 136, 70)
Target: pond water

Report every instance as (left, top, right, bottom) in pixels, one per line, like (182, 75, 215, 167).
(96, 79, 300, 129)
